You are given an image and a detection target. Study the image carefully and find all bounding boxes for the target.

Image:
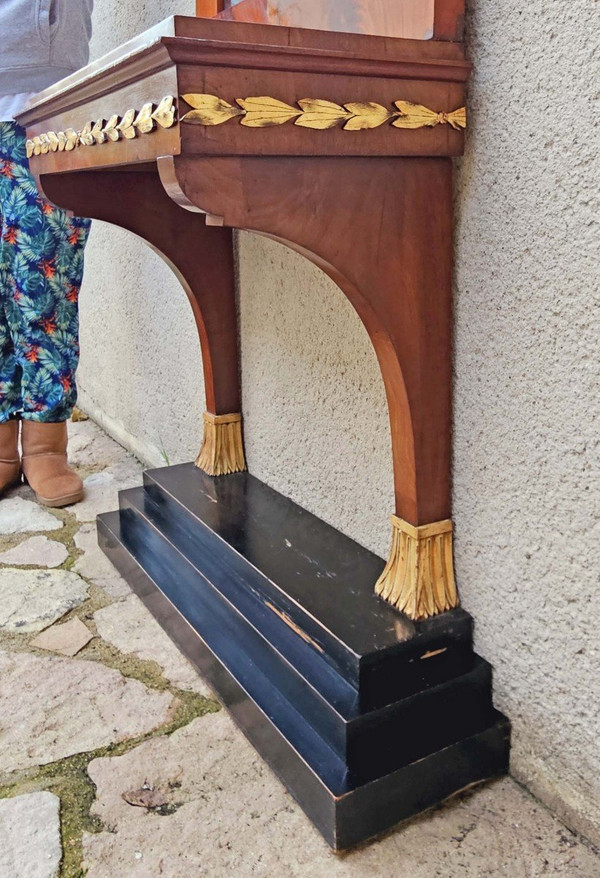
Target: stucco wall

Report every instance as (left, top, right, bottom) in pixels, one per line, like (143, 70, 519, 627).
(79, 0, 202, 468)
(80, 0, 600, 845)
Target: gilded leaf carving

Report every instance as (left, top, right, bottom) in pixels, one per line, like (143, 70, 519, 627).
(117, 109, 136, 139)
(392, 101, 466, 131)
(445, 107, 467, 130)
(392, 101, 440, 129)
(102, 114, 120, 142)
(236, 96, 301, 127)
(64, 129, 79, 151)
(179, 93, 466, 135)
(78, 121, 95, 146)
(181, 94, 243, 126)
(24, 95, 177, 161)
(134, 102, 155, 134)
(151, 95, 176, 129)
(91, 119, 105, 144)
(25, 91, 464, 165)
(343, 101, 393, 130)
(295, 99, 351, 130)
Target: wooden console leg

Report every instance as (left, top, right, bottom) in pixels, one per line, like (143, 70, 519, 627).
(37, 169, 246, 475)
(160, 154, 457, 618)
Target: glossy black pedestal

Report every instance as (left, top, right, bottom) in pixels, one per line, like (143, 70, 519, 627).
(97, 463, 510, 850)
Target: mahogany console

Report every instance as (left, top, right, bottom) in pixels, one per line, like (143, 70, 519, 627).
(18, 10, 510, 849)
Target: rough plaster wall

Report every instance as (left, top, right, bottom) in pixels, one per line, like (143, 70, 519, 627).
(79, 0, 599, 845)
(78, 0, 200, 467)
(238, 234, 393, 555)
(453, 0, 600, 844)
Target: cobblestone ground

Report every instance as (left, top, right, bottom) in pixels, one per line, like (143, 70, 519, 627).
(0, 419, 598, 877)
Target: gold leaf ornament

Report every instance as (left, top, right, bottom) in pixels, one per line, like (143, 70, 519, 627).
(40, 134, 51, 155)
(24, 95, 177, 161)
(237, 96, 301, 127)
(102, 114, 120, 142)
(295, 99, 351, 130)
(179, 93, 466, 134)
(151, 95, 176, 129)
(91, 119, 106, 144)
(117, 109, 136, 139)
(343, 101, 394, 130)
(38, 133, 51, 153)
(134, 102, 155, 134)
(78, 121, 95, 146)
(393, 101, 467, 130)
(64, 128, 78, 151)
(444, 106, 467, 130)
(181, 94, 243, 126)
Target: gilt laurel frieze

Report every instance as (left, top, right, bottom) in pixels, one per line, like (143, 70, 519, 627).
(25, 96, 176, 158)
(26, 92, 467, 159)
(180, 94, 466, 131)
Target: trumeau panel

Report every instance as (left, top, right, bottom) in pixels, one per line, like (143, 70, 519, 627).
(213, 0, 437, 41)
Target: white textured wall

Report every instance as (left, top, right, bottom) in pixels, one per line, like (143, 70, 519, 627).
(79, 0, 200, 467)
(453, 0, 600, 844)
(80, 0, 600, 845)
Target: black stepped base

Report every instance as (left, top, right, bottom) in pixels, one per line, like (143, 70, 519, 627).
(97, 463, 510, 850)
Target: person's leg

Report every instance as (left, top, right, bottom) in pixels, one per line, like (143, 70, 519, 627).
(0, 122, 26, 493)
(0, 121, 90, 505)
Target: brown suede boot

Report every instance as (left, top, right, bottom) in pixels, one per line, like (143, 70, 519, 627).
(21, 421, 83, 507)
(0, 421, 21, 495)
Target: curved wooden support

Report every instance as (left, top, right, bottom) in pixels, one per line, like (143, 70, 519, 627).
(160, 155, 452, 524)
(159, 154, 456, 616)
(38, 168, 245, 473)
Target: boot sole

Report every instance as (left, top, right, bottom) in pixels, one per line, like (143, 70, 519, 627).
(34, 490, 84, 508)
(22, 474, 84, 508)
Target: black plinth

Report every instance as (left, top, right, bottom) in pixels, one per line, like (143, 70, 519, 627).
(97, 463, 510, 850)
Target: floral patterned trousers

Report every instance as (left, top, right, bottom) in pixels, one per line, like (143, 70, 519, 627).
(0, 121, 90, 423)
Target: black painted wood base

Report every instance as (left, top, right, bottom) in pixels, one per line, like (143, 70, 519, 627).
(97, 463, 510, 850)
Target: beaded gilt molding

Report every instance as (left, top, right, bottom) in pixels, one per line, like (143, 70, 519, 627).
(26, 96, 176, 158)
(180, 94, 466, 131)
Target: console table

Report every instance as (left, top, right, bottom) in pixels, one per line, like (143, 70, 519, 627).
(19, 12, 510, 850)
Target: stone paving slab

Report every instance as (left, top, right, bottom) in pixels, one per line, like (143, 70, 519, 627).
(0, 649, 175, 775)
(71, 459, 143, 523)
(31, 617, 94, 657)
(94, 595, 212, 696)
(0, 791, 61, 878)
(0, 568, 89, 634)
(82, 711, 600, 878)
(0, 498, 63, 535)
(74, 523, 131, 598)
(68, 421, 128, 469)
(0, 536, 68, 568)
